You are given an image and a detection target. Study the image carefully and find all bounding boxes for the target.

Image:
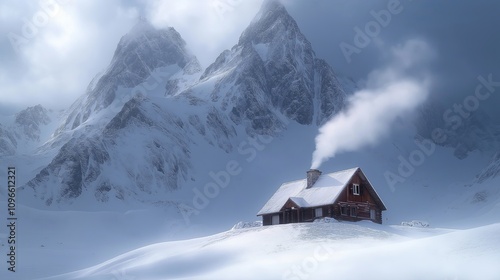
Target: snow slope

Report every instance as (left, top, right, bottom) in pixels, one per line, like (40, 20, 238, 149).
(0, 203, 195, 280)
(38, 221, 500, 280)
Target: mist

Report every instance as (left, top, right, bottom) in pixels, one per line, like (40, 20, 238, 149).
(146, 0, 264, 67)
(311, 39, 432, 169)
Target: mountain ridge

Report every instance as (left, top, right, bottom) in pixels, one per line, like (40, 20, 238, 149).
(18, 0, 346, 209)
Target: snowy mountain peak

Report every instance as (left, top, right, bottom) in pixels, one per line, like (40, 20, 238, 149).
(201, 0, 345, 128)
(120, 17, 157, 41)
(57, 20, 201, 132)
(0, 104, 59, 156)
(106, 21, 200, 89)
(240, 0, 302, 46)
(112, 20, 199, 76)
(249, 0, 287, 25)
(15, 104, 50, 128)
(14, 104, 51, 141)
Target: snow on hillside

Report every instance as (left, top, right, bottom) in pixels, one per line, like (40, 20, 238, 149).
(37, 221, 500, 280)
(0, 203, 197, 280)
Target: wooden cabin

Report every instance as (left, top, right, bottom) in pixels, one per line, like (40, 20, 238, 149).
(257, 167, 387, 225)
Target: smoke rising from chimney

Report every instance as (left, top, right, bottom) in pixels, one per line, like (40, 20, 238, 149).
(311, 39, 433, 169)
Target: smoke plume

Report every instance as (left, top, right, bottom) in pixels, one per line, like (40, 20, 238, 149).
(311, 39, 432, 169)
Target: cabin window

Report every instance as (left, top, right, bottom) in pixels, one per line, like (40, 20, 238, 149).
(350, 206, 357, 217)
(370, 209, 376, 220)
(272, 215, 279, 225)
(353, 184, 360, 195)
(340, 206, 348, 216)
(315, 208, 323, 217)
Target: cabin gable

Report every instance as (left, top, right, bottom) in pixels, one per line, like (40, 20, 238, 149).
(332, 169, 384, 223)
(280, 198, 300, 211)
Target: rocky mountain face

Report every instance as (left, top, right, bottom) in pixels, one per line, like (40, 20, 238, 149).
(57, 19, 202, 133)
(416, 101, 500, 160)
(476, 152, 500, 184)
(0, 124, 16, 156)
(0, 104, 53, 156)
(15, 104, 51, 140)
(199, 0, 345, 135)
(20, 0, 347, 208)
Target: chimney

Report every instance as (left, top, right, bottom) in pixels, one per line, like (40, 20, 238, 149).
(306, 169, 322, 189)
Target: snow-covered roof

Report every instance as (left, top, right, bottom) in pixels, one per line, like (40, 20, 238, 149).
(257, 167, 360, 215)
(288, 197, 309, 207)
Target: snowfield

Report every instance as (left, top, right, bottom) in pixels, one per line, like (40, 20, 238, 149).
(36, 221, 500, 280)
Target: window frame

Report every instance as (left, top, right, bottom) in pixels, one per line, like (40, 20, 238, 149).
(340, 206, 348, 216)
(314, 207, 323, 218)
(352, 183, 360, 195)
(350, 206, 357, 217)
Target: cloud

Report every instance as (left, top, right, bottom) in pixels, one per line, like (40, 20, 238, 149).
(0, 0, 266, 113)
(390, 38, 434, 69)
(311, 38, 433, 169)
(144, 0, 264, 67)
(0, 0, 139, 112)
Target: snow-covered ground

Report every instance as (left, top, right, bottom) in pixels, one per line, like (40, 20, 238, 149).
(30, 220, 500, 280)
(2, 200, 498, 279)
(1, 120, 499, 280)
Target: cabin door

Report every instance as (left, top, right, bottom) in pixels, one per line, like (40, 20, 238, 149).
(370, 209, 376, 220)
(283, 208, 300, 223)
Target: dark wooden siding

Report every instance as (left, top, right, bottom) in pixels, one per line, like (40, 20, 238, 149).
(302, 208, 314, 222)
(262, 214, 272, 226)
(333, 202, 381, 223)
(330, 171, 383, 223)
(336, 173, 378, 205)
(263, 203, 382, 225)
(262, 213, 283, 226)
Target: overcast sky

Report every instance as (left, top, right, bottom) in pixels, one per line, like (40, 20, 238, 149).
(1, 0, 499, 116)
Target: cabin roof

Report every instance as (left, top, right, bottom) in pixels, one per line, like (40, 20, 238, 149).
(257, 167, 360, 216)
(288, 197, 309, 207)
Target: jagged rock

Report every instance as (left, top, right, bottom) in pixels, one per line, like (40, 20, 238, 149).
(0, 105, 54, 156)
(15, 104, 51, 141)
(199, 0, 345, 132)
(0, 124, 17, 156)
